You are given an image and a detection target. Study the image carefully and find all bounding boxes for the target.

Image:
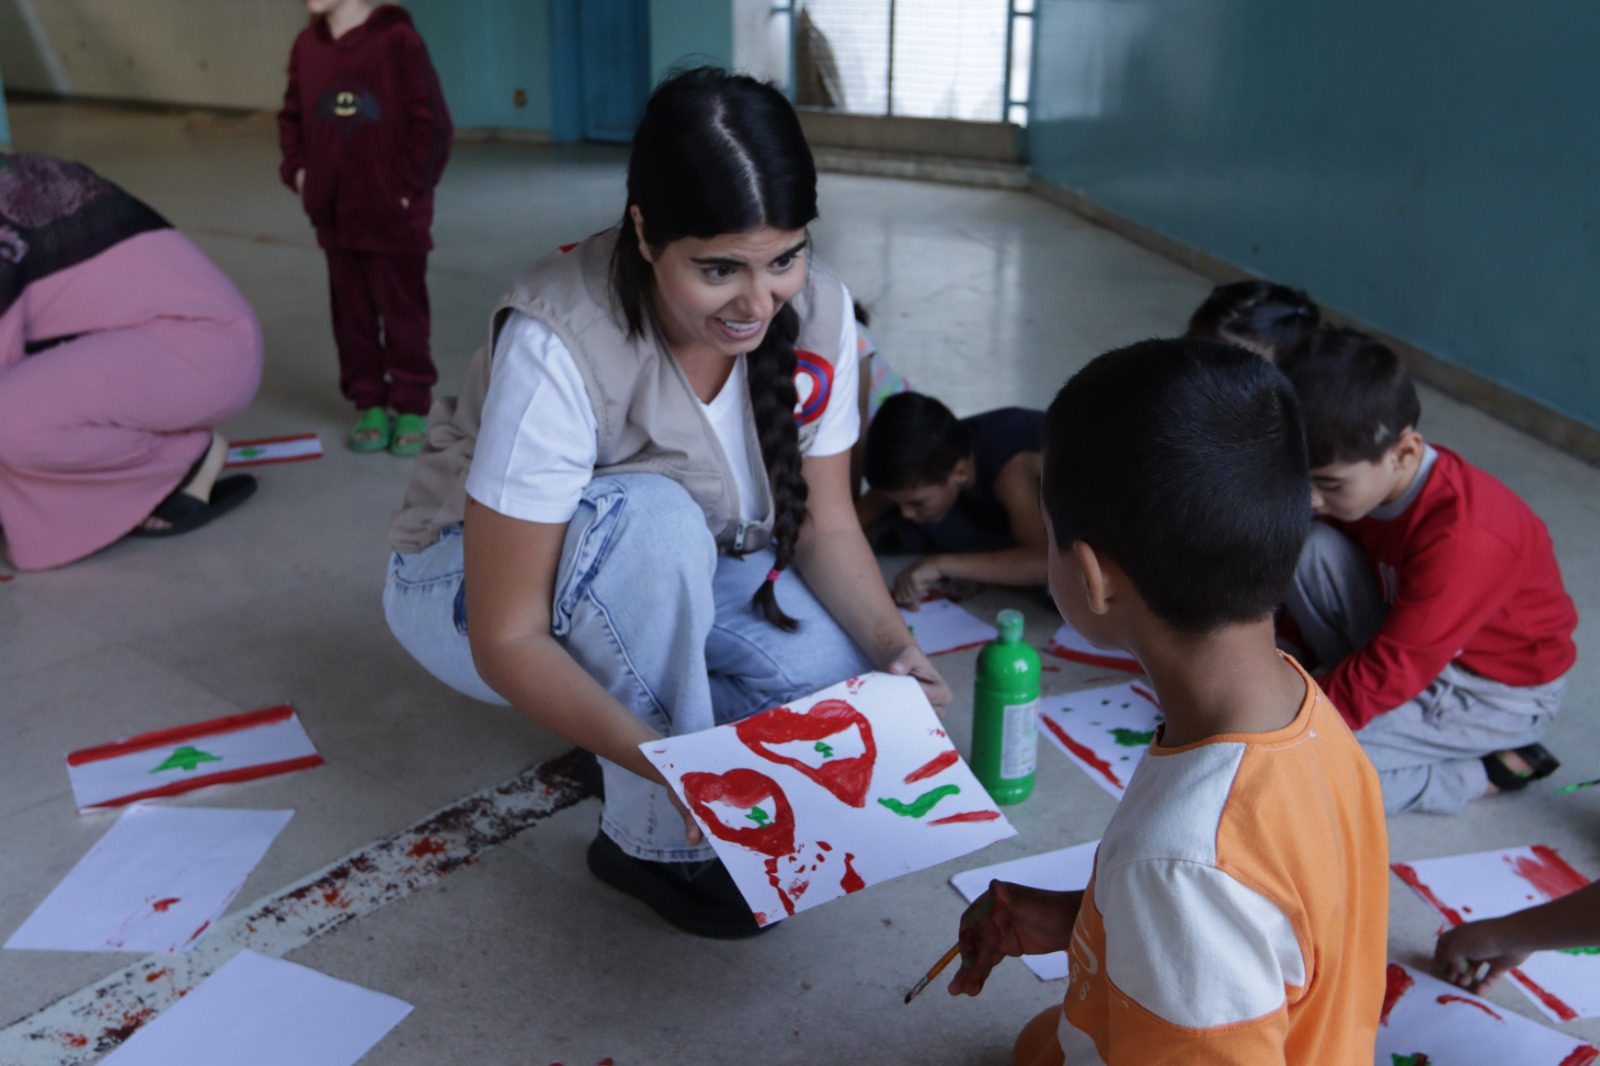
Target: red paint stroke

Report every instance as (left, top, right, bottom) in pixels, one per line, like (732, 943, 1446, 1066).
(1390, 863, 1466, 926)
(927, 640, 989, 657)
(817, 840, 833, 851)
(1380, 963, 1415, 1026)
(145, 967, 171, 983)
(1510, 968, 1579, 1022)
(1042, 716, 1125, 789)
(1436, 993, 1502, 1021)
(929, 728, 947, 738)
(737, 699, 877, 807)
(83, 754, 326, 809)
(1130, 684, 1161, 709)
(1507, 845, 1590, 902)
(682, 768, 795, 857)
(0, 574, 13, 583)
(599, 1058, 615, 1064)
(763, 857, 796, 917)
(1044, 642, 1142, 673)
(904, 750, 960, 784)
(840, 852, 865, 894)
(187, 920, 211, 945)
(151, 897, 180, 913)
(408, 837, 448, 858)
(1560, 1046, 1600, 1066)
(928, 810, 1001, 825)
(1041, 664, 1061, 673)
(224, 433, 321, 467)
(845, 676, 867, 694)
(67, 704, 298, 765)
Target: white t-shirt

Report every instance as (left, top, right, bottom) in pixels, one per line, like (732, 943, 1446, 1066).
(466, 278, 860, 525)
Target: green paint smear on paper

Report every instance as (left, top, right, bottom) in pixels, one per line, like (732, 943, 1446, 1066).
(152, 746, 222, 773)
(1110, 728, 1155, 747)
(814, 741, 833, 758)
(237, 446, 266, 458)
(1559, 946, 1600, 956)
(746, 807, 769, 826)
(877, 784, 960, 818)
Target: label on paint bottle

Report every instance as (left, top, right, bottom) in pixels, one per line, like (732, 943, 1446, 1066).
(1001, 699, 1039, 780)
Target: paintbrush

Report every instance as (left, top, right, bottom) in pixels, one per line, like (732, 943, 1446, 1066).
(1557, 777, 1600, 794)
(904, 943, 961, 1004)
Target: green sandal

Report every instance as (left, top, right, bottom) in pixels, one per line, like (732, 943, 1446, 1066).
(390, 412, 428, 457)
(349, 406, 392, 453)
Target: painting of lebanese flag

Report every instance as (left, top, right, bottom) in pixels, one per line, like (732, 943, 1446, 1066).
(1037, 680, 1163, 798)
(66, 705, 323, 812)
(1392, 846, 1600, 1022)
(641, 672, 1015, 927)
(224, 434, 323, 468)
(1376, 962, 1597, 1066)
(1044, 621, 1142, 674)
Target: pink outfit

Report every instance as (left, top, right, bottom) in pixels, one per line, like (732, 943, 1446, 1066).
(0, 229, 262, 570)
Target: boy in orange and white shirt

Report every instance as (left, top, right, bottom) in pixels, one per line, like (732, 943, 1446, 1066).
(950, 338, 1390, 1064)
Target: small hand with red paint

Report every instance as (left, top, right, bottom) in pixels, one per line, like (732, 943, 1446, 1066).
(887, 645, 951, 714)
(891, 556, 945, 608)
(665, 785, 704, 847)
(948, 881, 1083, 997)
(1435, 919, 1530, 994)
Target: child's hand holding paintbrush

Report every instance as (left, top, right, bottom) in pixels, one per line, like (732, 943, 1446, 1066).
(903, 880, 1085, 1002)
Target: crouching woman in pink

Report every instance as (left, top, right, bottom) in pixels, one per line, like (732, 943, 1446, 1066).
(0, 154, 263, 570)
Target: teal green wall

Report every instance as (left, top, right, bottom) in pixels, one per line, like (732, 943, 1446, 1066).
(0, 57, 10, 146)
(1028, 0, 1600, 431)
(407, 0, 554, 133)
(649, 0, 732, 83)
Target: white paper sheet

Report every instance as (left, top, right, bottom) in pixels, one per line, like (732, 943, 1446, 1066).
(224, 434, 323, 468)
(66, 705, 323, 811)
(1037, 681, 1163, 798)
(1044, 621, 1142, 674)
(951, 840, 1100, 981)
(1392, 846, 1600, 1021)
(1375, 961, 1596, 1065)
(641, 672, 1015, 926)
(99, 950, 411, 1066)
(5, 806, 293, 953)
(899, 598, 997, 656)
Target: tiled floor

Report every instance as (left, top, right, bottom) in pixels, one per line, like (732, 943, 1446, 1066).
(2, 102, 1596, 1063)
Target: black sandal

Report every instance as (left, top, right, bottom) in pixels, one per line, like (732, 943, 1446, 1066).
(1482, 743, 1561, 792)
(131, 474, 257, 538)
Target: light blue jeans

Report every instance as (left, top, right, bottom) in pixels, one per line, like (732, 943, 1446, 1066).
(1285, 521, 1564, 815)
(384, 474, 872, 862)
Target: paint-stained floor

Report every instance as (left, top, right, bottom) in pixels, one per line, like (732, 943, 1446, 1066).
(1, 102, 1597, 1063)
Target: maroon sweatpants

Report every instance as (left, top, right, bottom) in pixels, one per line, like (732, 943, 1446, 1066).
(324, 249, 436, 415)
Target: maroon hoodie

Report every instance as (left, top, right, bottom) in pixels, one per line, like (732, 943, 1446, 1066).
(278, 5, 452, 254)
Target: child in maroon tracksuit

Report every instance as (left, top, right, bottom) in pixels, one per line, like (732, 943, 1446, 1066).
(278, 0, 451, 456)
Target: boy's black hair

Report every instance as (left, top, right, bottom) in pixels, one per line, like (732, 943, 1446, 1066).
(1041, 338, 1311, 633)
(1186, 280, 1320, 362)
(1278, 327, 1421, 467)
(863, 392, 973, 491)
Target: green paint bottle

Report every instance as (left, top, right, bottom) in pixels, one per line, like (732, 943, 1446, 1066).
(971, 609, 1040, 804)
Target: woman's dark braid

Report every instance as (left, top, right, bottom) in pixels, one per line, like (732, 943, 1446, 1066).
(747, 302, 807, 630)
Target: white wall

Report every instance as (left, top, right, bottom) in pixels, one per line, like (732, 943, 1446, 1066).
(731, 0, 788, 85)
(0, 0, 306, 109)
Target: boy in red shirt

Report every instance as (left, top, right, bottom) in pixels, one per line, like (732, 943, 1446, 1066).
(1281, 328, 1577, 814)
(951, 338, 1389, 1065)
(278, 0, 452, 456)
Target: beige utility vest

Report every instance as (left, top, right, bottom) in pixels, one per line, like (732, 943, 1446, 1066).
(388, 228, 847, 556)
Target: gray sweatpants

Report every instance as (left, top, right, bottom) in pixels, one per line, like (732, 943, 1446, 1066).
(1284, 522, 1565, 816)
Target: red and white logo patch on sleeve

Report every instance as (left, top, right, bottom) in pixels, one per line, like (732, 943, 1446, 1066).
(794, 351, 833, 426)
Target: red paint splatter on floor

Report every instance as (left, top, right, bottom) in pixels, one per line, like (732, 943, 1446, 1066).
(927, 810, 1002, 825)
(904, 750, 960, 784)
(1436, 993, 1502, 1020)
(145, 967, 171, 983)
(1507, 845, 1590, 901)
(408, 836, 449, 858)
(1559, 1046, 1600, 1066)
(1380, 963, 1414, 1026)
(103, 1007, 156, 1044)
(1390, 864, 1465, 926)
(1041, 716, 1124, 789)
(151, 897, 180, 913)
(1511, 968, 1579, 1022)
(63, 1034, 88, 1048)
(598, 1059, 615, 1065)
(840, 852, 865, 894)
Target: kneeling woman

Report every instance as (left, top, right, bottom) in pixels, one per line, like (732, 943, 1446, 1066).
(385, 69, 949, 937)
